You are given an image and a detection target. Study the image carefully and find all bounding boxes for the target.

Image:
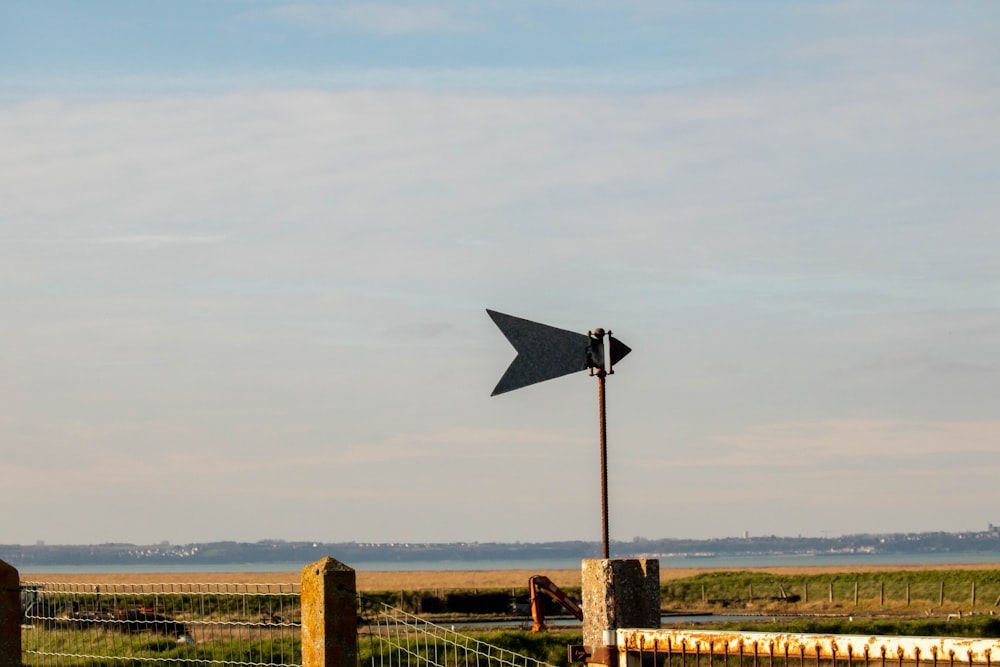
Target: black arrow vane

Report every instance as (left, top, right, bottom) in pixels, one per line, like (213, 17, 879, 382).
(487, 309, 631, 395)
(487, 308, 632, 559)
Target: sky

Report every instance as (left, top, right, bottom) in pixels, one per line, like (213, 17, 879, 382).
(1, 1, 998, 547)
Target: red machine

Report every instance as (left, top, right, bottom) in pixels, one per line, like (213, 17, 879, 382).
(529, 575, 583, 632)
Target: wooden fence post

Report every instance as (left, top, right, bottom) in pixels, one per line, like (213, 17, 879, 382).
(301, 557, 357, 667)
(0, 559, 20, 667)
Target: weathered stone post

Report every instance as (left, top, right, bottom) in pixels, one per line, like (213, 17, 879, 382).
(582, 558, 660, 667)
(0, 559, 20, 666)
(301, 557, 357, 667)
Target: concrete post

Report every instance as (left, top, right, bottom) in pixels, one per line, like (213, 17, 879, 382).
(582, 558, 660, 666)
(0, 559, 20, 667)
(301, 557, 357, 667)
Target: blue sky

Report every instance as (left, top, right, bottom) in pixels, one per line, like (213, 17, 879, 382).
(2, 2, 998, 546)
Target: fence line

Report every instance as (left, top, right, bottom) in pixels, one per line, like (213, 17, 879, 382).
(362, 601, 556, 667)
(21, 580, 301, 666)
(665, 578, 1000, 611)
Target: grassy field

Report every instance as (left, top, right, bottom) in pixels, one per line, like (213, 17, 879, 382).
(21, 561, 1000, 623)
(19, 563, 1000, 665)
(19, 568, 579, 590)
(20, 561, 1000, 591)
(21, 562, 1000, 619)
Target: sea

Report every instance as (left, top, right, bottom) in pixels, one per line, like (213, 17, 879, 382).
(16, 551, 1000, 574)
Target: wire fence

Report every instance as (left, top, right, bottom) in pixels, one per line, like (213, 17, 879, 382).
(663, 577, 1000, 612)
(361, 601, 557, 667)
(20, 580, 301, 666)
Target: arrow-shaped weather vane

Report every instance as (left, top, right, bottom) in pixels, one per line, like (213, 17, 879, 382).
(487, 310, 631, 395)
(487, 309, 631, 558)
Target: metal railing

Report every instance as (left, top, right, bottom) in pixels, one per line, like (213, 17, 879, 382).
(21, 580, 301, 666)
(363, 602, 557, 667)
(618, 628, 1000, 667)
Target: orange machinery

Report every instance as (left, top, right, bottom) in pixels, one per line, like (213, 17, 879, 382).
(529, 575, 583, 632)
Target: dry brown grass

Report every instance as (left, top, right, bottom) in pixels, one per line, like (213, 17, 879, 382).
(17, 569, 576, 591)
(19, 562, 1000, 592)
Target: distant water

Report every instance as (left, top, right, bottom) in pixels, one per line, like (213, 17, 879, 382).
(16, 551, 1000, 575)
(650, 552, 1000, 569)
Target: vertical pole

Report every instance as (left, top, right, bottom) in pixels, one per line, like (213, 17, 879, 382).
(597, 370, 610, 559)
(301, 557, 357, 667)
(0, 560, 20, 667)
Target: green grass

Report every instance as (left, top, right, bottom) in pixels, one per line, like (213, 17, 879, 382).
(360, 569, 1000, 617)
(29, 592, 300, 618)
(21, 568, 1000, 666)
(662, 570, 1000, 612)
(475, 629, 582, 667)
(357, 628, 582, 667)
(22, 628, 300, 667)
(25, 626, 572, 667)
(707, 615, 1000, 638)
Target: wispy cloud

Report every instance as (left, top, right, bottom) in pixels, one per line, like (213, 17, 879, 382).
(713, 419, 1000, 468)
(265, 3, 476, 35)
(278, 428, 591, 469)
(95, 235, 227, 248)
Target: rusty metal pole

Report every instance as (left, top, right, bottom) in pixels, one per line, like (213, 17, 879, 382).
(488, 311, 630, 563)
(598, 368, 609, 559)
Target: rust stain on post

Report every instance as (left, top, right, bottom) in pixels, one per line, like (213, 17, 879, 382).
(619, 629, 1000, 665)
(301, 556, 357, 667)
(0, 560, 20, 666)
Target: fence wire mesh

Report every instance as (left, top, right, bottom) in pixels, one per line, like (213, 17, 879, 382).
(20, 580, 301, 666)
(362, 601, 557, 667)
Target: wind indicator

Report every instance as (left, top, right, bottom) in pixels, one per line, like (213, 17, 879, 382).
(487, 310, 630, 395)
(487, 309, 631, 558)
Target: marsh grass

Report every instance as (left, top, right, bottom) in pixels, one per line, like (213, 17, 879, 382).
(357, 628, 582, 667)
(706, 615, 1000, 638)
(664, 570, 1000, 613)
(20, 567, 1000, 666)
(22, 627, 301, 666)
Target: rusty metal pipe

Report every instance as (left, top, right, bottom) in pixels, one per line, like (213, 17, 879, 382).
(597, 369, 609, 559)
